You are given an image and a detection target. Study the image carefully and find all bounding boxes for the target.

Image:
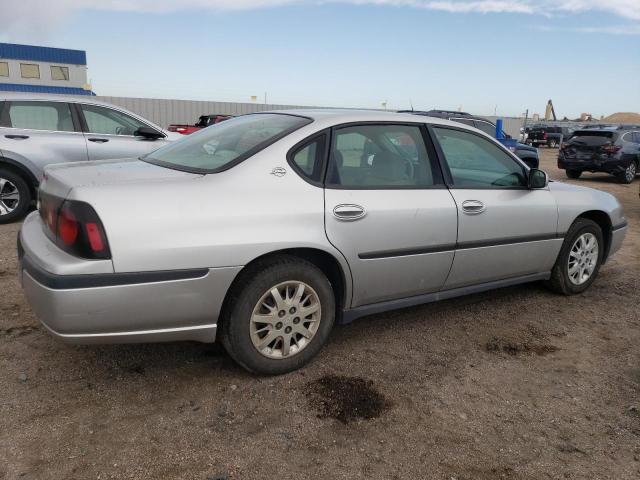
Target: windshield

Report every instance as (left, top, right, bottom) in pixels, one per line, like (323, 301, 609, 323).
(144, 113, 311, 173)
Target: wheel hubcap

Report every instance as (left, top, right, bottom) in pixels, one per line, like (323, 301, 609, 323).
(250, 281, 321, 359)
(0, 177, 20, 216)
(568, 233, 599, 286)
(626, 163, 636, 181)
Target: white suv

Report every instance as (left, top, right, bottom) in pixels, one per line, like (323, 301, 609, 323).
(0, 93, 179, 223)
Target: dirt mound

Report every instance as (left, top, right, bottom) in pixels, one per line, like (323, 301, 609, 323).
(306, 375, 390, 424)
(486, 337, 559, 356)
(602, 112, 640, 123)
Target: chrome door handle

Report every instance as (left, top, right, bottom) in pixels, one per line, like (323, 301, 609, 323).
(461, 200, 486, 215)
(333, 204, 366, 221)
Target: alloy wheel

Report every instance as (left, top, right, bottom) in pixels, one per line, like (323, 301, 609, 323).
(0, 177, 20, 216)
(567, 233, 599, 286)
(249, 281, 321, 359)
(625, 162, 637, 183)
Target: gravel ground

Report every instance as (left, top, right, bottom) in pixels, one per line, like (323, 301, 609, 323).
(1, 149, 639, 480)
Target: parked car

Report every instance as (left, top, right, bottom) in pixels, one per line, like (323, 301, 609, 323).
(168, 114, 233, 135)
(401, 110, 539, 168)
(0, 93, 180, 223)
(558, 126, 640, 183)
(18, 110, 627, 374)
(526, 125, 575, 148)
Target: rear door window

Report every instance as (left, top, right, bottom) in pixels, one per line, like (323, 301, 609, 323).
(327, 124, 441, 188)
(2, 101, 75, 132)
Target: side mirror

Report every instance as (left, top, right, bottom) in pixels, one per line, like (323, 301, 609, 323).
(528, 168, 548, 189)
(135, 127, 165, 140)
(505, 133, 512, 139)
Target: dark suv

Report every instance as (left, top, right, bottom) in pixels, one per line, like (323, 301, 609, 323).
(401, 110, 539, 168)
(558, 126, 640, 183)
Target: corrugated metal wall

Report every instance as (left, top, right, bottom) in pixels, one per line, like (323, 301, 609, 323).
(96, 96, 319, 130)
(96, 95, 525, 138)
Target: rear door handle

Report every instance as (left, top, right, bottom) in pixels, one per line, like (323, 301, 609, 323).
(333, 204, 366, 221)
(88, 138, 109, 143)
(5, 134, 29, 140)
(461, 200, 486, 215)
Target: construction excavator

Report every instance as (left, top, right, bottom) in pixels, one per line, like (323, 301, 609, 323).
(544, 99, 557, 121)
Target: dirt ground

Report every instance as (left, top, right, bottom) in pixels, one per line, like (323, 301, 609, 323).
(1, 149, 639, 480)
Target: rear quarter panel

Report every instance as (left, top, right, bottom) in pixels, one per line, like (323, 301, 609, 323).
(69, 140, 351, 286)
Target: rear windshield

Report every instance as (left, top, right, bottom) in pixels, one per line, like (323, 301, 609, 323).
(571, 130, 615, 139)
(144, 113, 311, 173)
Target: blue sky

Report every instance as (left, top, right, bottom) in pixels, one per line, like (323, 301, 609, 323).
(2, 0, 639, 118)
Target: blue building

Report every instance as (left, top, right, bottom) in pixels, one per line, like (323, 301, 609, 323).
(0, 43, 94, 95)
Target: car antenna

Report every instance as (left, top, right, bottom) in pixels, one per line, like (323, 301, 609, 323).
(409, 99, 414, 112)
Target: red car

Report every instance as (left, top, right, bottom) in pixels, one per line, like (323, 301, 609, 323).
(168, 114, 233, 135)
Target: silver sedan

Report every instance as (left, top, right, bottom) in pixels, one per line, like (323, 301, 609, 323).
(18, 110, 627, 374)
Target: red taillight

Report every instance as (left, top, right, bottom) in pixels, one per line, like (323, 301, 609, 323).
(176, 127, 188, 134)
(85, 222, 105, 252)
(39, 194, 110, 259)
(543, 132, 548, 140)
(602, 145, 621, 154)
(57, 207, 78, 245)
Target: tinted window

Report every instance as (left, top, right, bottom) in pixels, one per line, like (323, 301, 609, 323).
(433, 127, 526, 188)
(290, 134, 326, 182)
(5, 101, 75, 132)
(451, 118, 475, 128)
(81, 105, 147, 136)
(327, 124, 439, 188)
(81, 105, 149, 136)
(474, 120, 497, 137)
(146, 114, 310, 173)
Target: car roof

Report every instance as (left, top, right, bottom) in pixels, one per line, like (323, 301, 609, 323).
(266, 108, 473, 130)
(0, 91, 121, 108)
(0, 92, 165, 131)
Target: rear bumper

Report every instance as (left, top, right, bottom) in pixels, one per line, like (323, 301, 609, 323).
(18, 214, 241, 344)
(558, 154, 629, 173)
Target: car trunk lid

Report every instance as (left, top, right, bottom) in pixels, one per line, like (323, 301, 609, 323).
(41, 158, 199, 199)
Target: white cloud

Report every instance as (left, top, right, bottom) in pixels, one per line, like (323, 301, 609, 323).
(2, 0, 639, 38)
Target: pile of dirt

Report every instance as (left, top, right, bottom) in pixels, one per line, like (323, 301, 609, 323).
(306, 375, 390, 424)
(601, 112, 640, 123)
(486, 337, 559, 356)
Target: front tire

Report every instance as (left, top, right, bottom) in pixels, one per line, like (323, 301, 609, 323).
(565, 169, 582, 179)
(220, 255, 335, 375)
(545, 218, 603, 295)
(0, 168, 31, 224)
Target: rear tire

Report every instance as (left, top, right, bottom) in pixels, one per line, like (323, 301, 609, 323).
(548, 139, 558, 148)
(616, 160, 637, 184)
(219, 255, 335, 375)
(545, 218, 603, 295)
(0, 168, 31, 224)
(565, 169, 582, 179)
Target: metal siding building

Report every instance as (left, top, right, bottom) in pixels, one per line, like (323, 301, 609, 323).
(0, 43, 93, 96)
(96, 96, 525, 137)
